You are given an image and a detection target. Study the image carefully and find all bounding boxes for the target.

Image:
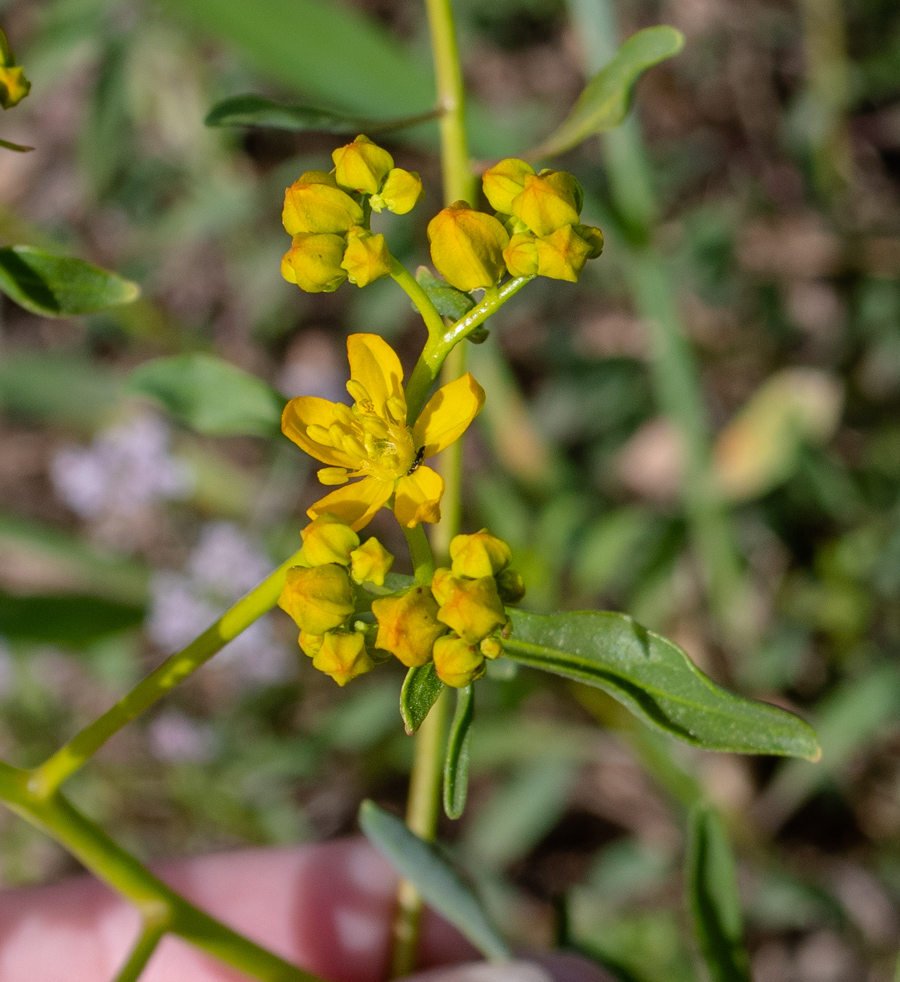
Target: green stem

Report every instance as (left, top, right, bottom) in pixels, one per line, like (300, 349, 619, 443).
(31, 547, 306, 796)
(113, 919, 168, 982)
(0, 768, 317, 981)
(388, 687, 450, 978)
(403, 524, 437, 584)
(405, 276, 533, 420)
(390, 258, 446, 340)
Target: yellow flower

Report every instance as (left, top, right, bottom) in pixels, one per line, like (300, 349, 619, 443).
(372, 586, 446, 667)
(282, 333, 485, 531)
(432, 635, 485, 688)
(427, 202, 510, 292)
(312, 630, 375, 686)
(449, 529, 512, 579)
(350, 537, 394, 586)
(301, 513, 360, 567)
(278, 564, 355, 635)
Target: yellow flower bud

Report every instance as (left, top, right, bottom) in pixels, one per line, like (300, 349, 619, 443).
(432, 635, 485, 688)
(450, 529, 512, 579)
(301, 513, 360, 567)
(534, 225, 593, 282)
(312, 630, 375, 686)
(430, 567, 455, 607)
(575, 224, 604, 259)
(502, 232, 539, 278)
(371, 168, 424, 215)
(298, 632, 325, 657)
(278, 564, 354, 635)
(480, 636, 504, 660)
(341, 227, 392, 287)
(281, 233, 348, 293)
(435, 574, 507, 644)
(372, 586, 446, 667)
(350, 537, 394, 586)
(427, 202, 510, 292)
(510, 171, 582, 237)
(283, 173, 364, 236)
(496, 568, 526, 605)
(0, 64, 29, 109)
(332, 135, 394, 195)
(482, 158, 535, 215)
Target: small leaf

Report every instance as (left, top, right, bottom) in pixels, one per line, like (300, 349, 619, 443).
(205, 93, 438, 134)
(400, 662, 444, 735)
(414, 266, 476, 320)
(530, 26, 685, 158)
(504, 610, 821, 760)
(0, 246, 139, 317)
(686, 803, 751, 982)
(0, 592, 144, 647)
(359, 800, 511, 962)
(443, 684, 474, 819)
(127, 354, 285, 437)
(0, 137, 33, 152)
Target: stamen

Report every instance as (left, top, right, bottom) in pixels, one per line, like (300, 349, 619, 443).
(318, 467, 350, 486)
(346, 379, 371, 408)
(341, 434, 367, 459)
(333, 404, 356, 426)
(307, 424, 333, 446)
(386, 396, 407, 423)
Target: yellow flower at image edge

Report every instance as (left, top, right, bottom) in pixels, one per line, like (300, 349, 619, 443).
(282, 334, 485, 531)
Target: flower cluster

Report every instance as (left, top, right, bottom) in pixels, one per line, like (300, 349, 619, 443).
(428, 159, 603, 291)
(278, 516, 524, 688)
(277, 514, 394, 686)
(282, 333, 484, 531)
(281, 135, 423, 293)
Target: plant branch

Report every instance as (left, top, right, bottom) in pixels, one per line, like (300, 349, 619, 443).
(391, 258, 446, 340)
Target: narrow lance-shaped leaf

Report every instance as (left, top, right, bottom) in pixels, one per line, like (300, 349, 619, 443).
(127, 354, 285, 438)
(686, 803, 752, 982)
(205, 94, 439, 134)
(504, 610, 821, 760)
(359, 800, 511, 963)
(444, 684, 474, 820)
(529, 26, 685, 158)
(400, 662, 444, 735)
(0, 246, 139, 316)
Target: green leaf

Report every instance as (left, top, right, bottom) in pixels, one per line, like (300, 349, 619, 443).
(400, 662, 444, 736)
(530, 26, 685, 158)
(686, 803, 751, 982)
(127, 354, 284, 437)
(0, 246, 139, 317)
(0, 137, 34, 153)
(443, 684, 474, 820)
(504, 610, 821, 760)
(205, 94, 438, 134)
(414, 267, 476, 320)
(359, 800, 511, 962)
(0, 593, 144, 647)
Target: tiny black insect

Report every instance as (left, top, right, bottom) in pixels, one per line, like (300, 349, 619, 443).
(407, 446, 425, 475)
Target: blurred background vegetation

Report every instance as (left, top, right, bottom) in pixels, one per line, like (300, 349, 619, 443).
(0, 0, 899, 977)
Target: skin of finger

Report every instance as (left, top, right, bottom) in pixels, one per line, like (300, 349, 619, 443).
(0, 840, 474, 982)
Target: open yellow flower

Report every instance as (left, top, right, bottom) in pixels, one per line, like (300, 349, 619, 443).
(282, 334, 485, 531)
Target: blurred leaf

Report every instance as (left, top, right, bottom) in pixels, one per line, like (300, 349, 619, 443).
(530, 26, 684, 158)
(127, 354, 284, 437)
(505, 610, 821, 759)
(0, 246, 140, 317)
(400, 662, 444, 735)
(414, 267, 476, 320)
(205, 94, 438, 134)
(686, 803, 751, 982)
(359, 799, 512, 962)
(465, 756, 578, 867)
(0, 137, 33, 153)
(0, 352, 119, 429)
(714, 368, 843, 501)
(444, 684, 473, 820)
(0, 593, 143, 647)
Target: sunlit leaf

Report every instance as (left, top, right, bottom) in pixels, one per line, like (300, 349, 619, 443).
(205, 94, 437, 134)
(400, 662, 444, 735)
(443, 684, 473, 820)
(504, 610, 820, 759)
(359, 800, 511, 962)
(530, 26, 685, 158)
(127, 354, 284, 437)
(686, 803, 751, 982)
(0, 246, 139, 317)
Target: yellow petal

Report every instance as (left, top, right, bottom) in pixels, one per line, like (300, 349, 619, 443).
(282, 397, 357, 469)
(412, 373, 486, 457)
(346, 334, 406, 418)
(307, 477, 393, 531)
(393, 466, 444, 527)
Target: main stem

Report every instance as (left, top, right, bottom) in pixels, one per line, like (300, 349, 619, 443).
(390, 0, 473, 974)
